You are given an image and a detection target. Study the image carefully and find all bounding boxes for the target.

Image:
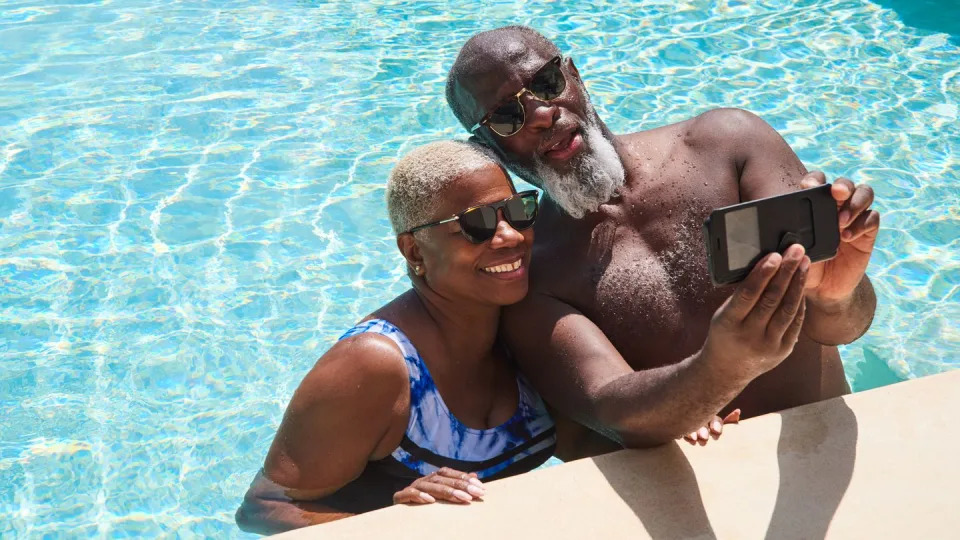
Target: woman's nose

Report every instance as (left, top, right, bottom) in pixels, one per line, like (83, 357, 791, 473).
(489, 209, 523, 249)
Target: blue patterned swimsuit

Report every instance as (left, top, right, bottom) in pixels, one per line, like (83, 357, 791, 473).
(322, 319, 556, 513)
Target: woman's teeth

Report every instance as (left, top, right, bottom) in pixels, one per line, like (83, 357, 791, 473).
(482, 259, 522, 274)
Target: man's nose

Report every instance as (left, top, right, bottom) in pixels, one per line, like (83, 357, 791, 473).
(489, 209, 523, 249)
(520, 91, 558, 131)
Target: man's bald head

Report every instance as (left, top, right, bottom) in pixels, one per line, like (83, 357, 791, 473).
(446, 26, 561, 131)
(445, 26, 625, 219)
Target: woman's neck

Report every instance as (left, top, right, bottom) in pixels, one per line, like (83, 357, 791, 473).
(409, 286, 501, 369)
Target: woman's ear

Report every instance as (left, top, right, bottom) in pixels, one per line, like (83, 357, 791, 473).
(397, 233, 424, 275)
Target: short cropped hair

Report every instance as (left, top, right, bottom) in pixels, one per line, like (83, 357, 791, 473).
(386, 140, 501, 235)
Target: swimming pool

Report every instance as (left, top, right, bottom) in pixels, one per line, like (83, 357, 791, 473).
(1, 0, 957, 536)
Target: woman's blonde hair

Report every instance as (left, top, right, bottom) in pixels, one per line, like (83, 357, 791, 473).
(386, 140, 501, 235)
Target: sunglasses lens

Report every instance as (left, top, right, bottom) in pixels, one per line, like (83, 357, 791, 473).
(459, 206, 498, 243)
(530, 58, 565, 101)
(504, 193, 539, 230)
(486, 100, 525, 137)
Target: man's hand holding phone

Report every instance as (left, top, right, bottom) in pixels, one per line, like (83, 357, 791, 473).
(697, 170, 879, 382)
(700, 244, 810, 382)
(799, 171, 880, 308)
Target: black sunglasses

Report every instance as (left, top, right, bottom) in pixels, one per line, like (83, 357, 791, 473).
(406, 190, 539, 244)
(470, 56, 566, 138)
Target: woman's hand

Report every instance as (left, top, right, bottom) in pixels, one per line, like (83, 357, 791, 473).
(682, 409, 741, 446)
(393, 467, 486, 505)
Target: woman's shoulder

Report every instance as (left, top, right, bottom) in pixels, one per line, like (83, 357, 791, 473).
(314, 329, 407, 385)
(290, 328, 409, 415)
(263, 326, 413, 495)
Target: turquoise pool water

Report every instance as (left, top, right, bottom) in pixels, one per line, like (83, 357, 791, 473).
(1, 0, 957, 536)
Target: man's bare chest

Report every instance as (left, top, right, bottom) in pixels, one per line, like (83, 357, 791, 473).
(546, 180, 737, 366)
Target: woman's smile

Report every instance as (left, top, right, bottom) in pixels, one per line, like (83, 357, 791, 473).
(480, 257, 526, 280)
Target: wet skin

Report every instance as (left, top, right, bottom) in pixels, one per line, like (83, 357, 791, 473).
(524, 120, 852, 457)
(236, 164, 535, 533)
(453, 37, 878, 457)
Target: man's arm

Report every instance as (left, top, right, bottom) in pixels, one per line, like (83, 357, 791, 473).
(700, 108, 879, 345)
(504, 248, 809, 448)
(236, 335, 408, 535)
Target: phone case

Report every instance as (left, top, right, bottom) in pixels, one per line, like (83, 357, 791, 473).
(702, 184, 840, 286)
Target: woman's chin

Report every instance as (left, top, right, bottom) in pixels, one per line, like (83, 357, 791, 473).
(484, 281, 530, 306)
(433, 271, 530, 307)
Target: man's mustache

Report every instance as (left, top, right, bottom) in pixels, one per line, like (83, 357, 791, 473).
(536, 117, 583, 155)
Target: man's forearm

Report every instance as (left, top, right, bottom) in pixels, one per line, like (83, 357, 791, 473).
(587, 351, 752, 448)
(803, 277, 876, 346)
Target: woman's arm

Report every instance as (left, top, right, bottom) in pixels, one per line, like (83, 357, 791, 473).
(236, 471, 356, 535)
(236, 334, 410, 534)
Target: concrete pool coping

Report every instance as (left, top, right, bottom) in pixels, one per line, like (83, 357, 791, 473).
(274, 369, 960, 539)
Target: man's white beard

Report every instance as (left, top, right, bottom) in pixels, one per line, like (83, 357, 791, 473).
(523, 117, 626, 219)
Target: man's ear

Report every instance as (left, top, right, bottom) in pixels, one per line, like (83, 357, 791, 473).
(476, 129, 500, 150)
(468, 133, 488, 146)
(396, 233, 424, 271)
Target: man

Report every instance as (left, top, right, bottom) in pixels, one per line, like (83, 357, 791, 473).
(446, 26, 880, 455)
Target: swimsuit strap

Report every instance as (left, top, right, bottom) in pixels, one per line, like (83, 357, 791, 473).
(338, 318, 555, 479)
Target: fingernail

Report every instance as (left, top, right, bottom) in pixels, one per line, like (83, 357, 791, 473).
(699, 427, 709, 439)
(469, 478, 484, 488)
(467, 485, 485, 497)
(800, 257, 810, 272)
(453, 489, 472, 502)
(764, 254, 781, 269)
(420, 492, 435, 503)
(712, 420, 722, 432)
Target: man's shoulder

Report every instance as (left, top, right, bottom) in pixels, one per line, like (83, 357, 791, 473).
(508, 231, 585, 313)
(527, 221, 595, 298)
(684, 108, 773, 148)
(620, 108, 770, 148)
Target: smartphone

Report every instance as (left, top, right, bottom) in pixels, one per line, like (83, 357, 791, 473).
(702, 184, 839, 286)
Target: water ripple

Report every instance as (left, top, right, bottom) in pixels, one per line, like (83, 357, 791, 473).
(0, 0, 957, 536)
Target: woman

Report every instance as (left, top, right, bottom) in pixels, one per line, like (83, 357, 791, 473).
(236, 140, 555, 534)
(236, 140, 737, 534)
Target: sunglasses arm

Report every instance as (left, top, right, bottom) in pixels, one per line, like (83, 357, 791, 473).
(406, 215, 460, 235)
